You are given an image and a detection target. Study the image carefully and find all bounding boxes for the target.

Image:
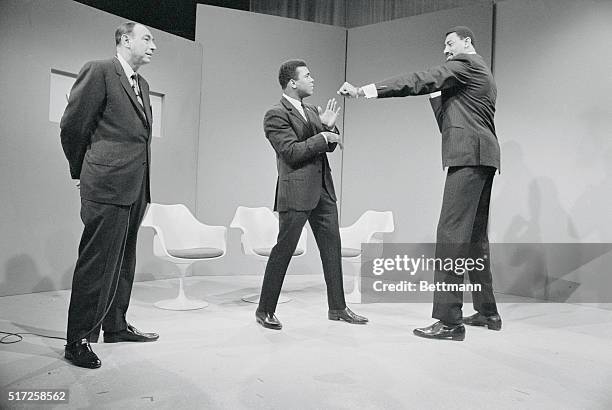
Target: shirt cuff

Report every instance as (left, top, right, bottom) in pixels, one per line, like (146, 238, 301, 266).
(429, 91, 441, 98)
(362, 83, 378, 99)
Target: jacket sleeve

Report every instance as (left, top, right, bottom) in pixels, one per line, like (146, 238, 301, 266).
(264, 109, 330, 166)
(60, 61, 106, 179)
(375, 58, 471, 98)
(429, 95, 443, 132)
(327, 136, 338, 153)
(322, 125, 339, 153)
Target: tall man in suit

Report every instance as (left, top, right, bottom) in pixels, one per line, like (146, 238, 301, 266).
(60, 22, 159, 368)
(256, 60, 368, 330)
(338, 26, 502, 341)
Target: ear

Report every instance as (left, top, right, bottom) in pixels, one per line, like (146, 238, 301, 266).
(121, 34, 131, 47)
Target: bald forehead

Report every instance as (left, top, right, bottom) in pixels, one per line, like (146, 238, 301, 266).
(131, 24, 154, 43)
(132, 24, 150, 36)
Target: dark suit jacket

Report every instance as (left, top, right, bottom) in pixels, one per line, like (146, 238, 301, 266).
(60, 58, 152, 205)
(264, 98, 338, 212)
(375, 53, 500, 170)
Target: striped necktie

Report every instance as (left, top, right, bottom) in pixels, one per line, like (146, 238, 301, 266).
(131, 74, 144, 107)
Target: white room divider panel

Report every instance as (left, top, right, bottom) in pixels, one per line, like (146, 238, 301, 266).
(194, 5, 347, 276)
(0, 0, 203, 295)
(342, 4, 493, 241)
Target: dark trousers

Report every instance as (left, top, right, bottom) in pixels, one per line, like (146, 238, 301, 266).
(66, 175, 148, 344)
(432, 166, 499, 325)
(258, 189, 346, 314)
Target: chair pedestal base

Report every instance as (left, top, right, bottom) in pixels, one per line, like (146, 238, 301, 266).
(241, 257, 291, 304)
(241, 293, 292, 304)
(155, 297, 208, 310)
(346, 288, 362, 304)
(155, 275, 208, 311)
(344, 260, 362, 304)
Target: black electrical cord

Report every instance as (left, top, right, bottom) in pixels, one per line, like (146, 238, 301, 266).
(0, 331, 65, 344)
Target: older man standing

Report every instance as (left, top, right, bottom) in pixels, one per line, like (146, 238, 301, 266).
(61, 22, 159, 368)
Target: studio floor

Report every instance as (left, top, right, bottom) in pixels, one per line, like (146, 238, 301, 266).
(1, 274, 611, 409)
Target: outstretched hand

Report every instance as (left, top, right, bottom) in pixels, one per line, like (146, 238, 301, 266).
(318, 98, 341, 128)
(337, 82, 360, 98)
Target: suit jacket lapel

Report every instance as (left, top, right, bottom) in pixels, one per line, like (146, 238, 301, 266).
(280, 98, 309, 128)
(113, 59, 148, 125)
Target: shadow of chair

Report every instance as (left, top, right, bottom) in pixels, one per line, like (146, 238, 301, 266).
(141, 203, 227, 310)
(340, 210, 395, 304)
(230, 206, 307, 304)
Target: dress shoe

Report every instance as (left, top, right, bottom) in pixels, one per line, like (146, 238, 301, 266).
(65, 339, 102, 369)
(103, 324, 159, 343)
(413, 321, 465, 341)
(256, 310, 282, 330)
(328, 307, 368, 324)
(463, 312, 502, 330)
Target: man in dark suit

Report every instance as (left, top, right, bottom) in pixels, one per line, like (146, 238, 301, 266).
(60, 22, 159, 368)
(256, 59, 368, 330)
(338, 26, 502, 341)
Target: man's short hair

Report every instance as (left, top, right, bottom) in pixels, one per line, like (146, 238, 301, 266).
(278, 59, 307, 89)
(446, 26, 475, 46)
(115, 22, 137, 46)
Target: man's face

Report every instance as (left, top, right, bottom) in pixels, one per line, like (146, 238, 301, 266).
(443, 32, 468, 61)
(292, 66, 314, 98)
(126, 24, 156, 67)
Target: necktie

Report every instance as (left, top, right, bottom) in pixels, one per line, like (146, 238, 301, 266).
(302, 103, 317, 136)
(300, 103, 309, 122)
(131, 74, 144, 107)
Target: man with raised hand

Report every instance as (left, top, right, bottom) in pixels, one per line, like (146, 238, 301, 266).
(256, 59, 368, 330)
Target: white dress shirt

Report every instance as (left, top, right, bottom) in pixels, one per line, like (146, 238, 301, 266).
(116, 54, 143, 106)
(116, 54, 136, 85)
(282, 94, 331, 143)
(282, 93, 308, 121)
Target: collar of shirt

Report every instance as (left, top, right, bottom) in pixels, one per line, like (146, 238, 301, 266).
(282, 94, 307, 120)
(116, 54, 136, 83)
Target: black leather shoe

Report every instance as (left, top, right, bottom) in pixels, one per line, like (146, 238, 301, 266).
(65, 339, 102, 369)
(103, 324, 159, 343)
(413, 321, 465, 341)
(256, 310, 282, 330)
(463, 312, 502, 330)
(328, 307, 368, 324)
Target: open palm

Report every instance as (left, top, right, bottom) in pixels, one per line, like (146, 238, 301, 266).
(318, 98, 341, 128)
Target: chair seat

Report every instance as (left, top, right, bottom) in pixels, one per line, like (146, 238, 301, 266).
(253, 247, 305, 257)
(341, 247, 361, 257)
(167, 247, 224, 259)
